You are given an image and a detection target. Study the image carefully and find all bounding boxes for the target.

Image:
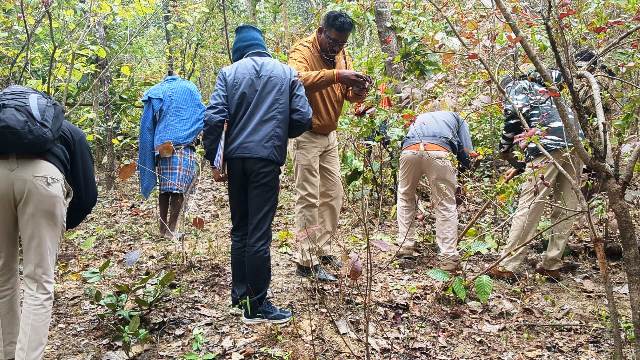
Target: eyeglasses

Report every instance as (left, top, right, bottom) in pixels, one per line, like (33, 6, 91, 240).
(324, 32, 349, 49)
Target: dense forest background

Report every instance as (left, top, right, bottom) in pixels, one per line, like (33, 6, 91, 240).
(1, 0, 640, 359)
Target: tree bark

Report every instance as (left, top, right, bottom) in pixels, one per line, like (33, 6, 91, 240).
(95, 19, 116, 190)
(373, 0, 403, 79)
(607, 179, 640, 356)
(162, 0, 176, 72)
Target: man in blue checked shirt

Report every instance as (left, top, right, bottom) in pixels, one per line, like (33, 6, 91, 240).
(138, 70, 205, 238)
(203, 25, 312, 325)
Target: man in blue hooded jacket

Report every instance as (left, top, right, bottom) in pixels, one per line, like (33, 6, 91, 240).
(203, 25, 312, 324)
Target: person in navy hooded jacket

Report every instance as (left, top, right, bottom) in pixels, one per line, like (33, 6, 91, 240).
(203, 25, 312, 324)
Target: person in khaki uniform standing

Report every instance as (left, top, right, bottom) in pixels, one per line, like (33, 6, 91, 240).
(288, 11, 370, 281)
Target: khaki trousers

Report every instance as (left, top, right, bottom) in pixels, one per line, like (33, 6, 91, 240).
(293, 131, 343, 267)
(397, 150, 459, 257)
(0, 157, 70, 360)
(501, 150, 583, 272)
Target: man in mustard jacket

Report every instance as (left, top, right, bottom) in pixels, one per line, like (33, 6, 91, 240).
(288, 11, 370, 281)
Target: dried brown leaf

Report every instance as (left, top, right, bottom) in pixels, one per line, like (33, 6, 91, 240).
(118, 162, 137, 181)
(192, 216, 205, 230)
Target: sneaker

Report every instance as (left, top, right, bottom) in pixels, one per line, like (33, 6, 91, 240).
(242, 299, 293, 325)
(320, 255, 343, 269)
(296, 264, 337, 282)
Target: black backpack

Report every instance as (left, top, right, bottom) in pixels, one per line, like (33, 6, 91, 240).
(0, 85, 64, 154)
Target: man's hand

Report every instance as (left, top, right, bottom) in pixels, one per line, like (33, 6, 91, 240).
(337, 70, 369, 88)
(350, 86, 369, 102)
(504, 167, 521, 181)
(212, 168, 227, 182)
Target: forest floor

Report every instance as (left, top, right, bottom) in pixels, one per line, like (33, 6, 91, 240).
(44, 163, 637, 360)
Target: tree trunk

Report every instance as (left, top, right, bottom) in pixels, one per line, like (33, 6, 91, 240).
(95, 19, 116, 190)
(373, 0, 402, 79)
(607, 179, 640, 356)
(162, 0, 175, 72)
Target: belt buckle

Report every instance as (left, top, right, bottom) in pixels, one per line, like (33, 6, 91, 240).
(419, 143, 425, 152)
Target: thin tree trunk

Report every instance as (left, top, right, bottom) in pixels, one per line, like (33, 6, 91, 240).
(96, 19, 116, 190)
(162, 0, 175, 72)
(373, 0, 402, 79)
(607, 179, 640, 356)
(221, 0, 232, 63)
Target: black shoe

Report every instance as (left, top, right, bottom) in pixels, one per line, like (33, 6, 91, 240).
(320, 255, 343, 269)
(242, 299, 293, 325)
(296, 264, 337, 282)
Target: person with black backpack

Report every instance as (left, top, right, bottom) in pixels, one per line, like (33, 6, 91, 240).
(0, 85, 97, 360)
(395, 98, 475, 271)
(489, 66, 584, 282)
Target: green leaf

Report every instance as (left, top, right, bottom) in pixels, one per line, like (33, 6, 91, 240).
(182, 354, 199, 360)
(93, 289, 103, 303)
(159, 271, 175, 287)
(202, 354, 218, 360)
(82, 269, 103, 283)
(134, 297, 150, 308)
(451, 276, 467, 301)
(474, 275, 493, 304)
(80, 235, 96, 250)
(120, 64, 131, 76)
(115, 284, 131, 293)
(95, 46, 107, 59)
(99, 259, 111, 272)
(129, 315, 140, 332)
(427, 268, 451, 282)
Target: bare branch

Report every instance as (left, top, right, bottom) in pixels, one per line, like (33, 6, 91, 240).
(542, 7, 594, 152)
(586, 25, 640, 69)
(45, 6, 58, 95)
(9, 9, 46, 84)
(577, 71, 613, 165)
(469, 210, 584, 283)
(427, 0, 585, 203)
(493, 0, 610, 176)
(596, 74, 640, 90)
(221, 0, 232, 64)
(623, 144, 640, 187)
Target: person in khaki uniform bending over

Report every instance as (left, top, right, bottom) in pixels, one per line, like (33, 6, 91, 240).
(396, 99, 474, 271)
(288, 11, 370, 281)
(0, 96, 97, 360)
(489, 68, 584, 282)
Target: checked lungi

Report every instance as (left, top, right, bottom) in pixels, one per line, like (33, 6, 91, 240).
(157, 147, 197, 194)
